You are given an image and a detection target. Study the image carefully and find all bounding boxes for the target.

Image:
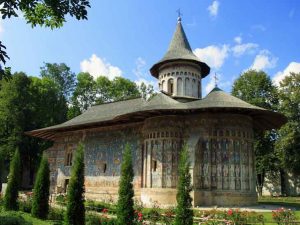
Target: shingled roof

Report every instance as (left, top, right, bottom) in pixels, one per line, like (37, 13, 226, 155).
(26, 88, 286, 140)
(150, 18, 210, 78)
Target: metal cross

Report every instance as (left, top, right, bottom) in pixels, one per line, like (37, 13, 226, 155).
(214, 73, 219, 87)
(176, 9, 183, 18)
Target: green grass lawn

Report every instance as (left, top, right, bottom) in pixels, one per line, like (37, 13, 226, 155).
(258, 196, 300, 210)
(0, 211, 56, 225)
(258, 197, 300, 224)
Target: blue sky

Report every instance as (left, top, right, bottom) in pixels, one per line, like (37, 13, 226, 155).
(1, 0, 300, 95)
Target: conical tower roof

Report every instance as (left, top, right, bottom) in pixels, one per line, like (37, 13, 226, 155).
(150, 18, 210, 78)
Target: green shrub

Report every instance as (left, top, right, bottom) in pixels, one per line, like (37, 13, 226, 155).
(0, 211, 32, 225)
(19, 198, 32, 213)
(48, 207, 65, 221)
(55, 194, 66, 206)
(116, 144, 135, 225)
(86, 214, 101, 225)
(4, 150, 21, 211)
(174, 145, 193, 225)
(31, 155, 50, 219)
(65, 143, 85, 225)
(85, 200, 117, 214)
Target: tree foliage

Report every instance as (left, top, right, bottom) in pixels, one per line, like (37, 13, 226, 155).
(0, 71, 68, 185)
(0, 0, 90, 77)
(31, 155, 50, 219)
(68, 74, 154, 119)
(40, 63, 76, 100)
(65, 143, 85, 225)
(232, 70, 279, 196)
(175, 144, 193, 225)
(4, 149, 21, 211)
(275, 72, 300, 173)
(116, 144, 135, 225)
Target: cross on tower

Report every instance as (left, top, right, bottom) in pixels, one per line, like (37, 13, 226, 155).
(214, 73, 219, 87)
(176, 9, 182, 22)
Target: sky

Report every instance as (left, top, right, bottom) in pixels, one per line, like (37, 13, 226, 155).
(1, 0, 300, 96)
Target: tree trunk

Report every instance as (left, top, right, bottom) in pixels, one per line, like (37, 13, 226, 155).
(256, 170, 265, 197)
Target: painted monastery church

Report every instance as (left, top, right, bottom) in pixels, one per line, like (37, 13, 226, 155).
(28, 17, 286, 206)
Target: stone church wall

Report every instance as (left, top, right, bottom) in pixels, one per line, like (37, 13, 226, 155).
(46, 113, 257, 206)
(46, 123, 143, 202)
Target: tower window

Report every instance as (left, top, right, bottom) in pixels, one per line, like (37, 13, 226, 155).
(65, 146, 73, 166)
(168, 79, 174, 95)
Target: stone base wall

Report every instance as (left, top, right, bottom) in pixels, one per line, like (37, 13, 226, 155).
(140, 188, 177, 207)
(193, 190, 257, 206)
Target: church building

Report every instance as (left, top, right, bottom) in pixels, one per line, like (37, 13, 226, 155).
(28, 17, 286, 206)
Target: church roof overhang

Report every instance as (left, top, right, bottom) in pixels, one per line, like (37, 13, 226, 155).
(26, 90, 287, 141)
(150, 58, 210, 79)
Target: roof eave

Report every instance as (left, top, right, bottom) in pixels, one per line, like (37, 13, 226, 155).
(150, 58, 210, 79)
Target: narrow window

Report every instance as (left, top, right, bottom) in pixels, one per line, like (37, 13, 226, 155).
(168, 78, 174, 95)
(152, 160, 157, 172)
(103, 163, 107, 173)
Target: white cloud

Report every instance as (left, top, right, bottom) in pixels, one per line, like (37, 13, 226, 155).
(0, 18, 4, 36)
(80, 54, 122, 80)
(205, 75, 216, 94)
(132, 57, 158, 91)
(232, 43, 258, 57)
(249, 50, 278, 71)
(194, 45, 229, 70)
(234, 36, 242, 44)
(273, 62, 300, 86)
(133, 57, 146, 78)
(208, 1, 220, 17)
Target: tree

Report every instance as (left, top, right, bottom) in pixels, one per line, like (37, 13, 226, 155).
(68, 72, 96, 119)
(232, 70, 279, 196)
(0, 0, 90, 77)
(275, 73, 300, 175)
(138, 82, 155, 100)
(0, 72, 68, 185)
(40, 63, 76, 100)
(65, 143, 85, 225)
(4, 149, 21, 211)
(31, 155, 50, 219)
(174, 145, 193, 225)
(116, 144, 135, 225)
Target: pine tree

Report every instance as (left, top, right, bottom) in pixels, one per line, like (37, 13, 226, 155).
(4, 149, 21, 210)
(65, 143, 85, 225)
(31, 155, 50, 219)
(116, 143, 135, 225)
(174, 145, 193, 225)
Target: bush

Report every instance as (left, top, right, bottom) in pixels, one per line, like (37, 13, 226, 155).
(65, 143, 85, 225)
(86, 213, 118, 225)
(0, 211, 32, 225)
(174, 145, 193, 225)
(19, 198, 32, 213)
(116, 144, 135, 225)
(31, 155, 50, 219)
(272, 207, 296, 225)
(48, 207, 65, 221)
(55, 194, 66, 206)
(4, 150, 21, 211)
(85, 200, 117, 214)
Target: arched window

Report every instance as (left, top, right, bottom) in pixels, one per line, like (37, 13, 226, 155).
(168, 78, 174, 95)
(162, 80, 166, 92)
(198, 82, 201, 98)
(65, 146, 73, 166)
(192, 79, 196, 97)
(185, 78, 190, 96)
(177, 78, 183, 96)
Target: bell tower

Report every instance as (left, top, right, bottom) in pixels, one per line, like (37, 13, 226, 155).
(150, 16, 210, 100)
